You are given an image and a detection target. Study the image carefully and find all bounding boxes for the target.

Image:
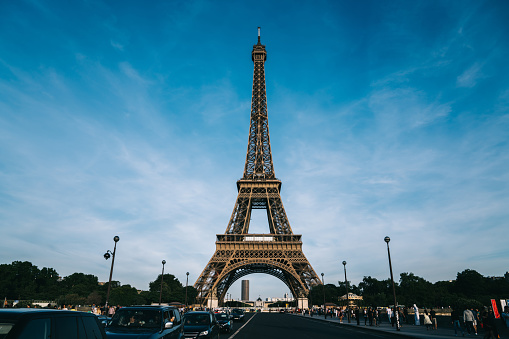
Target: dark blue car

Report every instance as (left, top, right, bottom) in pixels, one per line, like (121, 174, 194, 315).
(214, 312, 232, 333)
(182, 311, 219, 339)
(105, 306, 183, 339)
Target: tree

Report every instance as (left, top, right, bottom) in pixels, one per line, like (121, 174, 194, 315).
(61, 273, 99, 298)
(109, 285, 145, 306)
(398, 272, 434, 307)
(454, 269, 485, 299)
(149, 274, 184, 303)
(358, 276, 392, 307)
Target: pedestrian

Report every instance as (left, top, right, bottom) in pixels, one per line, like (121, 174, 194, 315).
(423, 310, 432, 331)
(502, 306, 509, 328)
(413, 304, 420, 326)
(364, 308, 368, 326)
(355, 308, 360, 325)
(387, 307, 392, 323)
(403, 306, 409, 324)
(451, 307, 465, 337)
(463, 307, 476, 335)
(430, 308, 437, 330)
(482, 308, 499, 339)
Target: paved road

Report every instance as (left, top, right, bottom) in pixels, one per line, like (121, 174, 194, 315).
(219, 313, 402, 339)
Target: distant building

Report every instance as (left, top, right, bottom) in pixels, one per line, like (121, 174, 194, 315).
(339, 293, 363, 307)
(265, 294, 294, 303)
(241, 280, 249, 301)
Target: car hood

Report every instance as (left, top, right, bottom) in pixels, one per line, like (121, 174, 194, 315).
(105, 327, 159, 338)
(183, 324, 210, 332)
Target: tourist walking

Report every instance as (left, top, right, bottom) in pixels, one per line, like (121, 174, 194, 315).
(463, 307, 477, 335)
(423, 310, 432, 330)
(451, 308, 465, 337)
(430, 308, 437, 330)
(413, 304, 420, 325)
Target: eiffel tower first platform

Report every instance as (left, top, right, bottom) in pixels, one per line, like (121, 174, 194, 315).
(194, 28, 321, 309)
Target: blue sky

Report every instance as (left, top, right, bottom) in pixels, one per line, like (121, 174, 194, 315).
(1, 0, 508, 302)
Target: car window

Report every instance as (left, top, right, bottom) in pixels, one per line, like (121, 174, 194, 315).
(0, 322, 15, 338)
(54, 316, 78, 339)
(109, 309, 162, 329)
(18, 318, 51, 339)
(184, 314, 209, 325)
(173, 310, 181, 324)
(81, 316, 104, 339)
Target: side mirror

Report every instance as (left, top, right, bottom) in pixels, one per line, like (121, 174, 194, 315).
(164, 321, 173, 329)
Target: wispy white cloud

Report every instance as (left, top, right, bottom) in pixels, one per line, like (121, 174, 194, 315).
(457, 63, 482, 87)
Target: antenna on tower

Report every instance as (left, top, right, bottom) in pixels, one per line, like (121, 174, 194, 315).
(258, 27, 261, 43)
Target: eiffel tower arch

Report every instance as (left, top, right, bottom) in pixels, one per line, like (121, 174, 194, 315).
(194, 28, 321, 309)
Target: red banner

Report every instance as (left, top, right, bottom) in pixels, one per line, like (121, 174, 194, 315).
(491, 299, 500, 319)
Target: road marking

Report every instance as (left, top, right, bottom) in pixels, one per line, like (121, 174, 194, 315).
(228, 313, 258, 339)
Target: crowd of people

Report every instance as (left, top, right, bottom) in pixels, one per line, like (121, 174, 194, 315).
(297, 303, 509, 338)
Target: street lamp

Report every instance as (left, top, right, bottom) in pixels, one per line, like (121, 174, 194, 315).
(104, 235, 119, 310)
(159, 260, 166, 305)
(384, 236, 400, 331)
(342, 260, 351, 323)
(321, 272, 325, 318)
(185, 272, 189, 309)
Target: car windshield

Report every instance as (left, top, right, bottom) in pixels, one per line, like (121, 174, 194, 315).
(215, 313, 228, 320)
(108, 309, 161, 329)
(184, 314, 210, 326)
(0, 322, 15, 338)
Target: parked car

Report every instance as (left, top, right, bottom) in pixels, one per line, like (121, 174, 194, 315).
(0, 308, 107, 338)
(231, 309, 244, 321)
(105, 305, 183, 339)
(182, 311, 219, 339)
(213, 312, 232, 333)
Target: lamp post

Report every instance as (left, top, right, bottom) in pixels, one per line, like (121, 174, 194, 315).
(104, 235, 119, 310)
(159, 260, 166, 305)
(384, 236, 400, 331)
(321, 273, 325, 318)
(185, 272, 189, 310)
(342, 260, 351, 323)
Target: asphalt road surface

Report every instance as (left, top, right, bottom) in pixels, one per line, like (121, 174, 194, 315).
(220, 313, 402, 339)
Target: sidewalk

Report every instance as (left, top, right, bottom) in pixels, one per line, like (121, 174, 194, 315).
(292, 313, 479, 338)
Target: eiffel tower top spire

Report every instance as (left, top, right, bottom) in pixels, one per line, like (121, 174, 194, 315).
(243, 27, 275, 180)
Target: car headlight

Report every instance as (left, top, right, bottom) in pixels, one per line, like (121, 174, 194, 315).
(199, 330, 209, 336)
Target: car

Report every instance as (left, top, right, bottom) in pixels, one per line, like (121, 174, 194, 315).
(96, 315, 110, 328)
(105, 305, 183, 338)
(230, 309, 244, 321)
(0, 308, 107, 338)
(213, 313, 232, 333)
(182, 311, 220, 339)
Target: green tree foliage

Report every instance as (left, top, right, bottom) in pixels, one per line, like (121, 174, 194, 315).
(358, 276, 392, 307)
(149, 274, 184, 304)
(109, 285, 145, 306)
(3, 261, 508, 309)
(0, 261, 60, 300)
(61, 273, 99, 297)
(398, 272, 434, 307)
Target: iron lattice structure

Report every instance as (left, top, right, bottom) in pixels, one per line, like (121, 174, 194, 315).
(194, 29, 321, 306)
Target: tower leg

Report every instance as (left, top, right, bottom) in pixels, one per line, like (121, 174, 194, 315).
(297, 297, 308, 309)
(207, 297, 218, 309)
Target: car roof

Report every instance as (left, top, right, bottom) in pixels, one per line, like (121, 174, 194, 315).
(117, 305, 176, 310)
(0, 309, 90, 320)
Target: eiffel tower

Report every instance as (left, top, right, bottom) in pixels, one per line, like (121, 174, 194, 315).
(194, 28, 321, 309)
